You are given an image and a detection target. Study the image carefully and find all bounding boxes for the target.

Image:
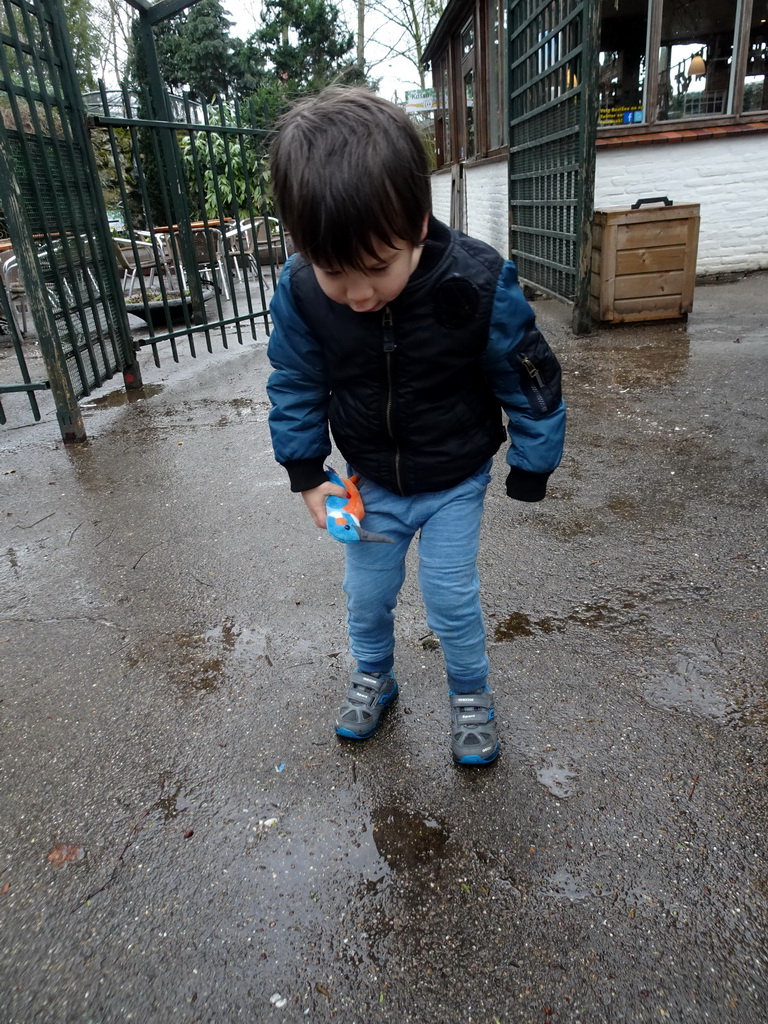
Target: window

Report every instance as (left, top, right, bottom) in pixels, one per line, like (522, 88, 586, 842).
(599, 0, 648, 126)
(426, 0, 767, 167)
(435, 56, 452, 165)
(487, 0, 507, 148)
(461, 18, 476, 159)
(657, 0, 738, 120)
(743, 0, 768, 112)
(426, 0, 507, 165)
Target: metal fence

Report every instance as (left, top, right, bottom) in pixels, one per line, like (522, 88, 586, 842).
(0, 0, 289, 442)
(0, 0, 137, 439)
(82, 89, 204, 122)
(87, 83, 287, 364)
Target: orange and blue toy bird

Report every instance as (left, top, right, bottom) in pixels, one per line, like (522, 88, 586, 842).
(324, 466, 393, 544)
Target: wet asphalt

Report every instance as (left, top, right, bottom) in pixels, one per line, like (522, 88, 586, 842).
(1, 274, 767, 1024)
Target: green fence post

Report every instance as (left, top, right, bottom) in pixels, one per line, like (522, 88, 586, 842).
(572, 0, 601, 336)
(0, 136, 85, 443)
(137, 8, 207, 322)
(45, 0, 144, 387)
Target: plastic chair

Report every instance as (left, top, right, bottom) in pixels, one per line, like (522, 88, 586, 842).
(1, 254, 30, 335)
(255, 217, 293, 265)
(172, 226, 229, 300)
(224, 218, 293, 281)
(113, 237, 166, 296)
(225, 221, 266, 281)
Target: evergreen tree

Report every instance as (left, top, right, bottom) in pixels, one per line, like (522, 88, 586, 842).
(129, 0, 235, 103)
(175, 0, 234, 102)
(244, 0, 365, 127)
(62, 0, 102, 90)
(257, 0, 355, 92)
(229, 34, 269, 102)
(125, 17, 167, 226)
(150, 15, 185, 93)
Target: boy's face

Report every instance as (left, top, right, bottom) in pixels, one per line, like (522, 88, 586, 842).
(311, 217, 429, 314)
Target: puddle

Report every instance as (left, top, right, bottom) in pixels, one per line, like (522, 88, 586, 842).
(81, 383, 165, 409)
(604, 341, 690, 390)
(636, 644, 768, 731)
(493, 611, 557, 641)
(47, 843, 86, 867)
(571, 334, 690, 393)
(214, 396, 269, 426)
(725, 678, 768, 730)
(371, 804, 451, 873)
(535, 760, 579, 798)
(538, 868, 593, 902)
(228, 396, 257, 410)
(605, 496, 638, 518)
(217, 619, 239, 650)
(493, 576, 716, 645)
(152, 777, 191, 822)
(493, 594, 646, 642)
(642, 653, 732, 721)
(167, 619, 269, 693)
(567, 596, 643, 629)
(173, 628, 227, 691)
(550, 516, 598, 538)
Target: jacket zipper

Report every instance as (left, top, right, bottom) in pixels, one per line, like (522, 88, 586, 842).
(521, 356, 544, 388)
(521, 356, 548, 413)
(382, 306, 404, 494)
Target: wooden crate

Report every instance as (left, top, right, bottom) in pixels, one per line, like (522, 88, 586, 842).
(590, 202, 700, 323)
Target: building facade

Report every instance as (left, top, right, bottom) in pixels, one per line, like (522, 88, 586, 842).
(423, 0, 768, 276)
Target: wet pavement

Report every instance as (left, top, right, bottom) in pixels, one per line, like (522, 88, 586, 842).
(1, 274, 767, 1023)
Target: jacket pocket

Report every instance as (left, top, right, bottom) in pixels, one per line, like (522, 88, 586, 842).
(510, 327, 562, 419)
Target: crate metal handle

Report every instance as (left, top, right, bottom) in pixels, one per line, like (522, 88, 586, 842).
(631, 196, 673, 209)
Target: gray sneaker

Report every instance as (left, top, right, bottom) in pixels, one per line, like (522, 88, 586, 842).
(450, 688, 499, 765)
(335, 670, 399, 739)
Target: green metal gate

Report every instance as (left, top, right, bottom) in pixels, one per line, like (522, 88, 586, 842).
(85, 83, 281, 366)
(508, 0, 600, 333)
(0, 0, 285, 442)
(0, 0, 141, 440)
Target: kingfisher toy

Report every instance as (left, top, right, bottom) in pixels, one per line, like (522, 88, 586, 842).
(325, 466, 392, 544)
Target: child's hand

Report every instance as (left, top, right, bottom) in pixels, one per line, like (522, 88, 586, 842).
(301, 481, 347, 529)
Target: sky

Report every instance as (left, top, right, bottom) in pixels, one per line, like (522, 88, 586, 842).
(222, 0, 426, 104)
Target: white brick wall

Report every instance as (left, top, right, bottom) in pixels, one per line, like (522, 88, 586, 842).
(594, 134, 768, 276)
(431, 170, 452, 226)
(464, 160, 509, 258)
(430, 161, 509, 257)
(430, 133, 768, 275)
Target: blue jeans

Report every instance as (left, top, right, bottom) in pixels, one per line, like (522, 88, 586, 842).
(343, 461, 492, 694)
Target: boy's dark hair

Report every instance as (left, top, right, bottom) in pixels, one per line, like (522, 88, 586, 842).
(270, 86, 431, 271)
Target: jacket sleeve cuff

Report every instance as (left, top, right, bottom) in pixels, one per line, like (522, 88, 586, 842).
(506, 466, 550, 502)
(283, 458, 328, 493)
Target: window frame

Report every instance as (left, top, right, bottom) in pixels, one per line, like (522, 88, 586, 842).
(459, 15, 476, 160)
(434, 52, 452, 166)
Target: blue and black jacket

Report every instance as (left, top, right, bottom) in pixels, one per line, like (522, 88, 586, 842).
(267, 218, 565, 502)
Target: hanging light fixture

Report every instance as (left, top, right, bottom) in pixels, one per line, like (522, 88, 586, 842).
(688, 53, 706, 78)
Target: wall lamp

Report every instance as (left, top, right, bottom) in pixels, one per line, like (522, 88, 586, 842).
(688, 53, 706, 78)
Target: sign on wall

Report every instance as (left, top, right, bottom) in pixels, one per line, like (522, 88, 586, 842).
(404, 88, 437, 111)
(599, 105, 643, 125)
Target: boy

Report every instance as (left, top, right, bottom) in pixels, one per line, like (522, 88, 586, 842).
(266, 87, 565, 765)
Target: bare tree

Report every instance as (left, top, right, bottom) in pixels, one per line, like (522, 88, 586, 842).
(93, 0, 135, 85)
(363, 0, 445, 88)
(357, 0, 365, 71)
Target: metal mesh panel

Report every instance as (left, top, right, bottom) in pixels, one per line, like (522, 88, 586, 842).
(87, 85, 278, 365)
(0, 0, 130, 403)
(508, 0, 589, 301)
(1, 0, 281, 437)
